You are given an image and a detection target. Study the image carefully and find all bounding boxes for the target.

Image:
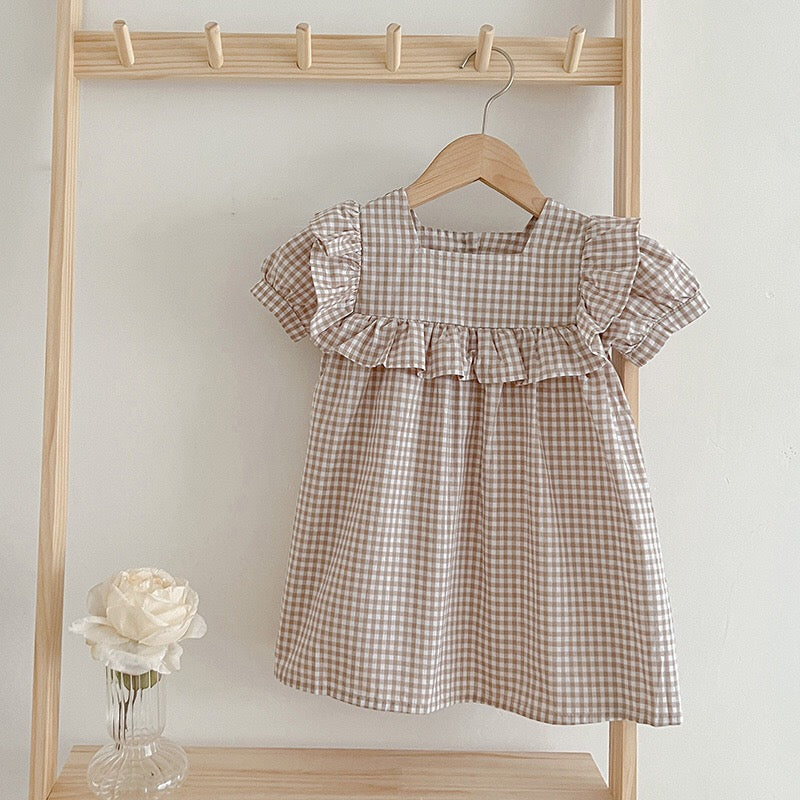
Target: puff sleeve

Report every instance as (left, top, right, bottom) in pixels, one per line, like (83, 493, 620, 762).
(250, 223, 318, 342)
(601, 234, 710, 367)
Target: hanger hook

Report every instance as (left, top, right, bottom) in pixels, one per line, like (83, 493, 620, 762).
(459, 46, 516, 135)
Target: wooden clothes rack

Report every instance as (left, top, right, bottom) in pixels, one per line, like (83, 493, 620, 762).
(32, 2, 643, 799)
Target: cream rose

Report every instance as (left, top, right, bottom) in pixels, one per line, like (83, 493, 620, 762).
(69, 567, 207, 675)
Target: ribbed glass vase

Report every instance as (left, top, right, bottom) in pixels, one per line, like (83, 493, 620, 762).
(87, 667, 188, 799)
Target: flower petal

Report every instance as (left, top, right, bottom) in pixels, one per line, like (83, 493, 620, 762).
(138, 624, 186, 646)
(183, 614, 207, 639)
(68, 615, 109, 635)
(89, 639, 169, 675)
(77, 621, 131, 647)
(86, 580, 112, 616)
(160, 642, 184, 673)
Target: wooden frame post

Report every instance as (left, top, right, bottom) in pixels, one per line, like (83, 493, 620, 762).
(29, 1, 83, 799)
(29, 0, 82, 800)
(609, 0, 641, 799)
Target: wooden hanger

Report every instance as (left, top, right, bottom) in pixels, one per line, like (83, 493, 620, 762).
(404, 46, 548, 217)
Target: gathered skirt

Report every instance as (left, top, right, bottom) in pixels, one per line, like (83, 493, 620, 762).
(272, 352, 682, 726)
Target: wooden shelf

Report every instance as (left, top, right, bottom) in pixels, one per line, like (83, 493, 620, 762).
(72, 32, 622, 84)
(50, 745, 613, 799)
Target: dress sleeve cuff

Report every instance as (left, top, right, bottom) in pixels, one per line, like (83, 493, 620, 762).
(623, 290, 710, 367)
(250, 278, 308, 342)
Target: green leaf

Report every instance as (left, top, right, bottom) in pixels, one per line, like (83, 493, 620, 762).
(111, 669, 162, 690)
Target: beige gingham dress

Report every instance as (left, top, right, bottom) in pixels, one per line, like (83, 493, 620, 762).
(251, 186, 709, 727)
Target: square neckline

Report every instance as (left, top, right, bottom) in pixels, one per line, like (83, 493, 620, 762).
(396, 185, 554, 260)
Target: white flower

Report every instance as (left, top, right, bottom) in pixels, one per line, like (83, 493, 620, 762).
(69, 567, 207, 675)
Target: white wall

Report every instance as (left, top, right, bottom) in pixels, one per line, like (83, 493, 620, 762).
(3, 2, 798, 799)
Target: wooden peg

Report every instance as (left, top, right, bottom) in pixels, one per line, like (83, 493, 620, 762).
(386, 23, 402, 72)
(563, 25, 586, 73)
(475, 24, 495, 72)
(112, 19, 134, 67)
(296, 23, 312, 70)
(205, 21, 223, 69)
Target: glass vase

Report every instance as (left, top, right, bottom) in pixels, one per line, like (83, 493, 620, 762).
(87, 667, 189, 799)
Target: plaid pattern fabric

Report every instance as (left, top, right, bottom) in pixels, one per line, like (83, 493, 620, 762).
(250, 187, 709, 726)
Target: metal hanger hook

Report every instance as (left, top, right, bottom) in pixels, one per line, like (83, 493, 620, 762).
(459, 46, 516, 135)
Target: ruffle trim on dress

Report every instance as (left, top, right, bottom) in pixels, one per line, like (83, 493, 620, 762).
(307, 199, 363, 342)
(576, 213, 641, 358)
(312, 314, 611, 384)
(306, 201, 638, 383)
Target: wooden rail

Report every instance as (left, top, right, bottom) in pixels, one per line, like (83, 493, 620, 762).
(72, 31, 622, 84)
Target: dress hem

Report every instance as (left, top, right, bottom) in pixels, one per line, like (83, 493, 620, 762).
(273, 662, 683, 728)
